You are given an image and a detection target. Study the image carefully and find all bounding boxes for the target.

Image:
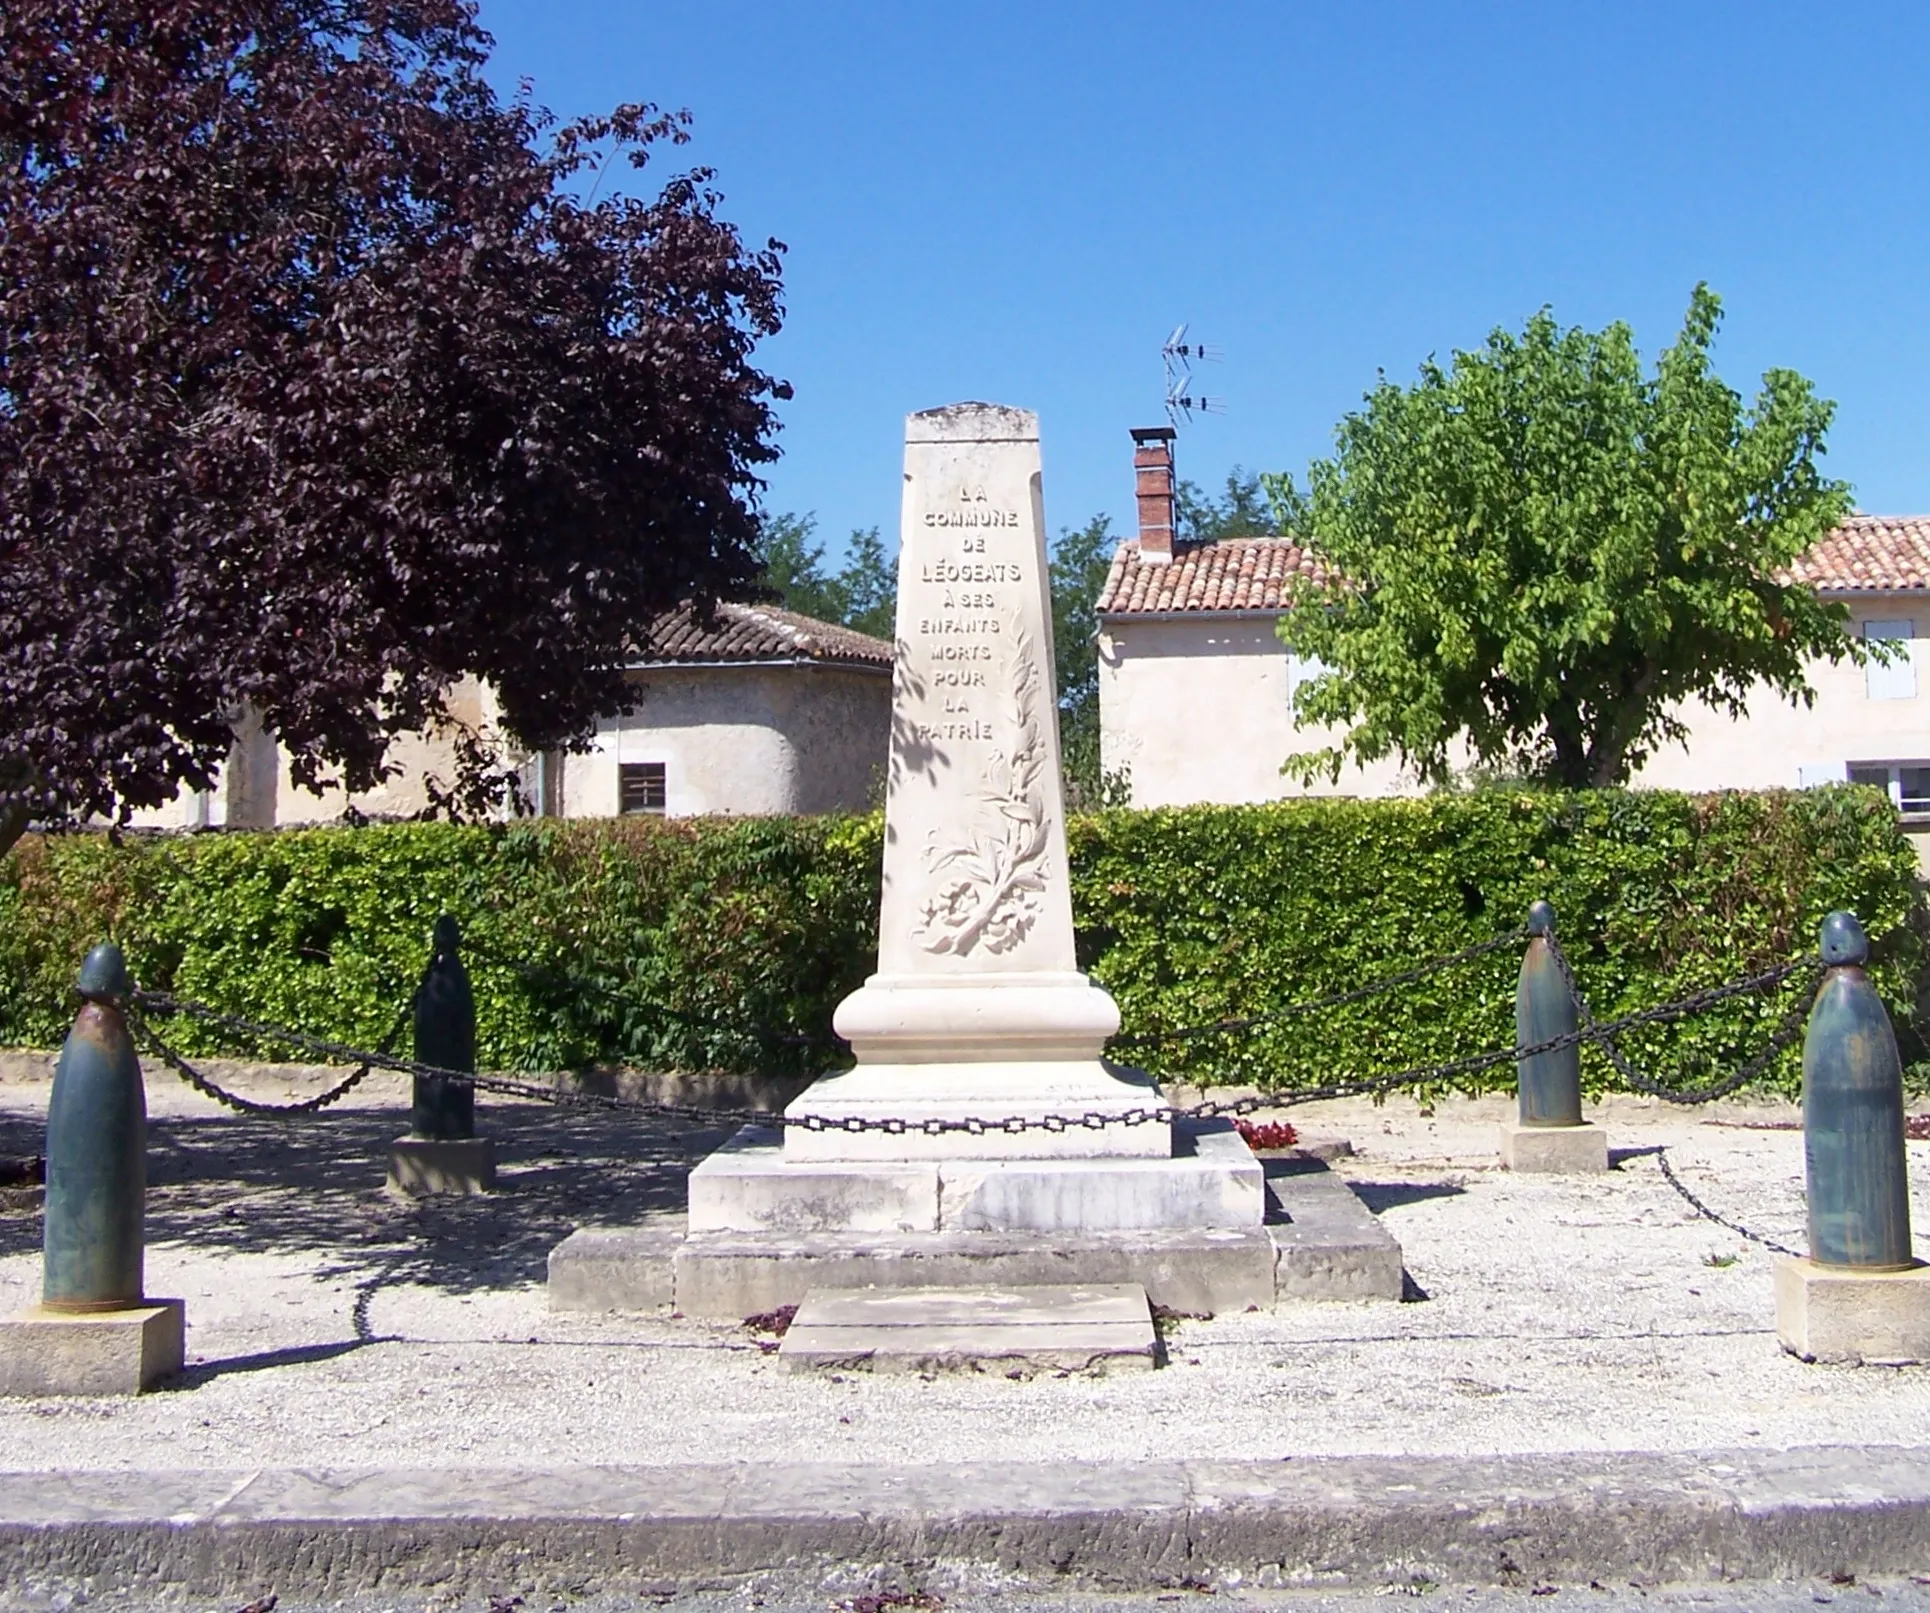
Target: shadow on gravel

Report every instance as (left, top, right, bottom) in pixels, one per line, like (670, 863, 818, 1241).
(1346, 1179, 1467, 1214)
(0, 1097, 697, 1293)
(165, 1336, 384, 1388)
(1610, 1143, 1666, 1168)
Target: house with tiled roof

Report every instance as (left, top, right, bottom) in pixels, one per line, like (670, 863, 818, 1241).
(1097, 427, 1930, 811)
(128, 600, 893, 829)
(547, 600, 893, 818)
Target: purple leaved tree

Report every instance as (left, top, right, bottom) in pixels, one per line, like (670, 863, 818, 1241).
(0, 0, 789, 855)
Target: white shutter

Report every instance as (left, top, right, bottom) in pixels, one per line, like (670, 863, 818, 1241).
(1864, 621, 1917, 700)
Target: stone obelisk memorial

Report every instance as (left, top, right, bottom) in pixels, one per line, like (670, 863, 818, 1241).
(787, 402, 1162, 1159)
(548, 403, 1402, 1328)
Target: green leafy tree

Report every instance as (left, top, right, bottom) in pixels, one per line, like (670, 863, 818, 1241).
(1266, 285, 1861, 789)
(752, 514, 897, 638)
(1050, 513, 1131, 809)
(751, 514, 846, 625)
(1178, 467, 1278, 542)
(834, 526, 897, 640)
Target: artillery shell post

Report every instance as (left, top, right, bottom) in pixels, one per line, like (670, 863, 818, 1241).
(387, 916, 496, 1196)
(0, 943, 185, 1395)
(1774, 911, 1930, 1364)
(1499, 901, 1608, 1173)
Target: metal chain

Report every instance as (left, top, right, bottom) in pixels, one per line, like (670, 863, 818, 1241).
(127, 954, 1810, 1135)
(1109, 928, 1528, 1049)
(132, 998, 413, 1116)
(127, 952, 436, 1117)
(1545, 934, 1819, 1105)
(1653, 1146, 1802, 1258)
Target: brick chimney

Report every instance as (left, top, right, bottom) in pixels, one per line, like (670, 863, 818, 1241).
(1131, 426, 1176, 565)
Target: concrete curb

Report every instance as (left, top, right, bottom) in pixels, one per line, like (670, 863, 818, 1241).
(4, 1447, 1929, 1601)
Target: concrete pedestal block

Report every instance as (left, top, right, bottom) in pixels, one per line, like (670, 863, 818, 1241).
(0, 1301, 185, 1396)
(1774, 1256, 1930, 1364)
(1499, 1120, 1608, 1173)
(688, 1119, 1261, 1234)
(387, 1136, 495, 1197)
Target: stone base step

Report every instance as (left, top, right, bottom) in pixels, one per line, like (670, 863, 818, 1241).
(779, 1282, 1156, 1375)
(548, 1159, 1403, 1317)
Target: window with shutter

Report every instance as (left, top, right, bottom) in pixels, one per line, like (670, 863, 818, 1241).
(619, 762, 667, 815)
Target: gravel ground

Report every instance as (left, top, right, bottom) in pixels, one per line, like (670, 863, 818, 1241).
(3, 1067, 1929, 1470)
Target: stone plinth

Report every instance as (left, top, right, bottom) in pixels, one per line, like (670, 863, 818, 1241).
(1775, 1255, 1930, 1364)
(1499, 1120, 1609, 1173)
(549, 1159, 1401, 1318)
(387, 1136, 495, 1197)
(778, 1282, 1157, 1375)
(0, 1300, 185, 1396)
(691, 1118, 1260, 1233)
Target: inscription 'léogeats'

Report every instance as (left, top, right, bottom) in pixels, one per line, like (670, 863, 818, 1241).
(920, 559, 1023, 584)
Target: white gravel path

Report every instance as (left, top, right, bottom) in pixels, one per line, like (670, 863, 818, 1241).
(3, 1068, 1929, 1471)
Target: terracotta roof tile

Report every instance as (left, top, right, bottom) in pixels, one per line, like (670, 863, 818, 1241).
(636, 601, 893, 668)
(1786, 515, 1930, 593)
(1097, 516, 1930, 617)
(1095, 538, 1333, 616)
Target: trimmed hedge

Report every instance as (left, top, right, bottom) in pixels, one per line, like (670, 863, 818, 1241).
(0, 787, 1920, 1099)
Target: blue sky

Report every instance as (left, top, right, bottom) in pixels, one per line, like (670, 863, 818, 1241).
(478, 2, 1930, 560)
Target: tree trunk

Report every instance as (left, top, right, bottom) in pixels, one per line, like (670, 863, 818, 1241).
(0, 802, 28, 865)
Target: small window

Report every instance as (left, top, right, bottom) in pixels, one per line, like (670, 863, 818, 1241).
(1863, 621, 1916, 700)
(619, 761, 667, 815)
(1843, 761, 1930, 814)
(1849, 764, 1892, 794)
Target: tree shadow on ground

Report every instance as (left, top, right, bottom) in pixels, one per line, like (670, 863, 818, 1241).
(0, 1098, 713, 1296)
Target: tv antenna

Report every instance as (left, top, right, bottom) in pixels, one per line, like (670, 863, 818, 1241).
(1162, 324, 1225, 426)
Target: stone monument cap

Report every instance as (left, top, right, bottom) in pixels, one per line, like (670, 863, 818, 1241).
(906, 403, 1039, 444)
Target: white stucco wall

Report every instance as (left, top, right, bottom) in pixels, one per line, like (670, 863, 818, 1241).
(559, 663, 891, 819)
(1634, 592, 1930, 795)
(1098, 615, 1419, 806)
(1099, 594, 1930, 807)
(125, 664, 890, 829)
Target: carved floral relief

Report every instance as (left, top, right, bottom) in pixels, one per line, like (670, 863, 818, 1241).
(914, 617, 1050, 957)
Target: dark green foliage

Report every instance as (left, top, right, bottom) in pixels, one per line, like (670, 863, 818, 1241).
(1048, 512, 1129, 811)
(752, 513, 897, 639)
(0, 788, 1916, 1100)
(1072, 787, 1921, 1096)
(1176, 467, 1278, 542)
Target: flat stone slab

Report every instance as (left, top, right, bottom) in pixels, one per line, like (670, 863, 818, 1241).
(779, 1282, 1156, 1374)
(1267, 1160, 1405, 1301)
(4, 1447, 1930, 1600)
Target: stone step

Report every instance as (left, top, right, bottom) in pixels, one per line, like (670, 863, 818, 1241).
(547, 1160, 1405, 1318)
(778, 1282, 1157, 1375)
